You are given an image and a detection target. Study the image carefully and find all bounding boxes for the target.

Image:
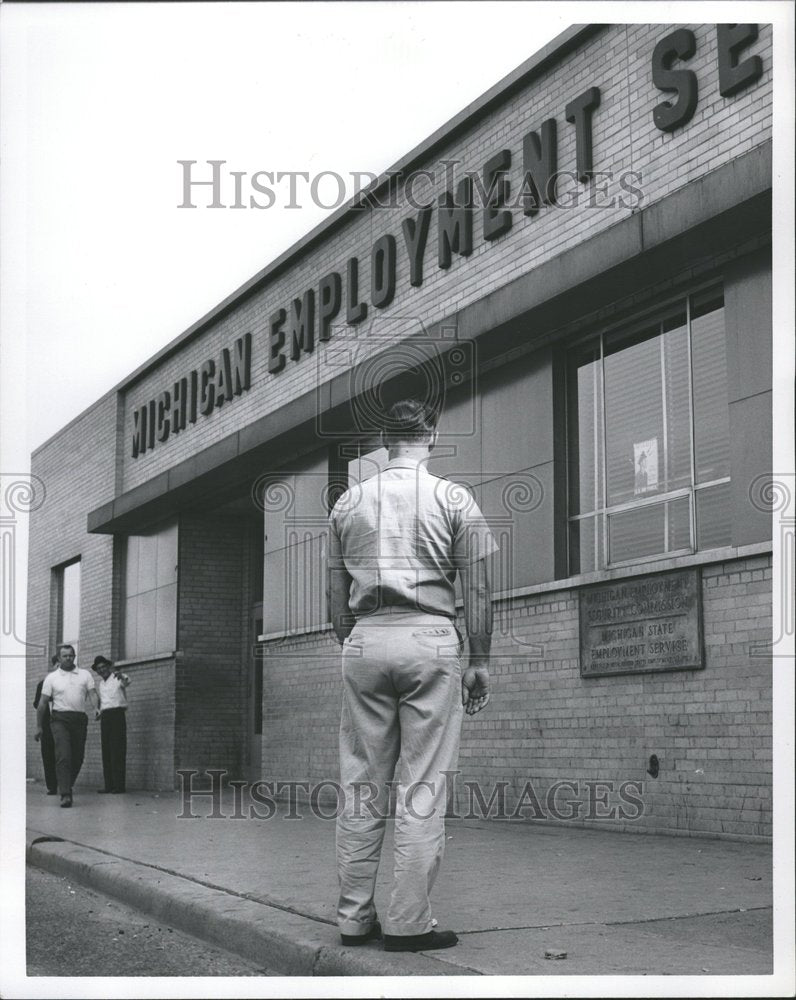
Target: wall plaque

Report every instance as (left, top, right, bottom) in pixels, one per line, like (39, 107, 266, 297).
(579, 568, 703, 678)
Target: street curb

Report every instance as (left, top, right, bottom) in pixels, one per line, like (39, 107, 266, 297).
(26, 835, 467, 977)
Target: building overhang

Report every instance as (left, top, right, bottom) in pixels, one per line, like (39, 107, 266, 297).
(88, 142, 772, 535)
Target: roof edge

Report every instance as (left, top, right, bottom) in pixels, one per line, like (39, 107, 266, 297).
(33, 23, 602, 459)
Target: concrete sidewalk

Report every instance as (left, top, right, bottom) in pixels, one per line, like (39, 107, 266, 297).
(26, 783, 772, 977)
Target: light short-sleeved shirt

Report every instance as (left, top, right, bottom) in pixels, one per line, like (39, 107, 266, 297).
(97, 674, 130, 711)
(328, 457, 498, 619)
(41, 667, 95, 714)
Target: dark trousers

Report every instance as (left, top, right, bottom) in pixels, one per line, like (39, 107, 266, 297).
(100, 708, 127, 792)
(40, 716, 57, 793)
(50, 711, 88, 795)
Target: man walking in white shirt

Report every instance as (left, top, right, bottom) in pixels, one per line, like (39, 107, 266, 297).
(327, 399, 496, 953)
(35, 644, 99, 807)
(92, 655, 131, 794)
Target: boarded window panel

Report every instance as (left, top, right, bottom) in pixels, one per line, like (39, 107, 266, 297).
(291, 451, 332, 524)
(692, 302, 730, 483)
(432, 383, 483, 482)
(290, 536, 311, 632)
(348, 445, 389, 486)
(479, 472, 549, 591)
(292, 534, 329, 630)
(125, 537, 139, 599)
(124, 595, 138, 660)
(154, 582, 177, 653)
(314, 534, 328, 627)
(346, 456, 361, 485)
(137, 533, 158, 595)
(122, 521, 178, 658)
(135, 590, 157, 658)
(284, 540, 315, 634)
(604, 335, 663, 508)
(156, 522, 179, 588)
(263, 475, 296, 556)
(696, 483, 733, 549)
(262, 449, 331, 636)
(262, 545, 287, 636)
(359, 446, 389, 479)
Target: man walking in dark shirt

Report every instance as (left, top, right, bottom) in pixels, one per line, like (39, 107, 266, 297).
(92, 655, 131, 794)
(32, 655, 59, 795)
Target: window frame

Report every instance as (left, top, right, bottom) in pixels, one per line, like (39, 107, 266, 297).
(52, 556, 81, 662)
(565, 281, 731, 573)
(121, 517, 179, 660)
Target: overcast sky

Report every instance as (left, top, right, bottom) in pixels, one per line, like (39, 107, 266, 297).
(2, 0, 792, 459)
(2, 1, 576, 454)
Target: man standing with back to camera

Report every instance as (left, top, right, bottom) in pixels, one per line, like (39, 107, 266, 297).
(327, 399, 496, 953)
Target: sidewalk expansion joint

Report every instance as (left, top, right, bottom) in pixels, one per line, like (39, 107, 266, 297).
(27, 832, 336, 927)
(604, 905, 773, 928)
(455, 906, 773, 935)
(402, 951, 486, 975)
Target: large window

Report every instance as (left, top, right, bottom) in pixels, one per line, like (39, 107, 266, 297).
(567, 286, 731, 573)
(53, 558, 81, 662)
(123, 520, 178, 658)
(261, 452, 329, 636)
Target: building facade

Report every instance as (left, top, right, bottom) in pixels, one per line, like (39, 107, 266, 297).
(27, 24, 774, 839)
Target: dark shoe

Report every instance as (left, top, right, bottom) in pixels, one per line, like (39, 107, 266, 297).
(110, 789, 126, 794)
(60, 794, 72, 808)
(46, 790, 58, 796)
(341, 920, 382, 946)
(384, 929, 458, 952)
(97, 789, 111, 794)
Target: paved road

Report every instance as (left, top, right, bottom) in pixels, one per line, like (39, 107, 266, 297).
(26, 865, 276, 977)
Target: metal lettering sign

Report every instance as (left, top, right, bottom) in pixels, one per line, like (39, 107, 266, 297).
(579, 568, 704, 678)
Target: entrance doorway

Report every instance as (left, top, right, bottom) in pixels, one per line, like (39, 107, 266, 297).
(247, 600, 264, 781)
(247, 507, 264, 781)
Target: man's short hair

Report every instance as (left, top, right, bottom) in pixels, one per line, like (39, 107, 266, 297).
(57, 644, 75, 656)
(382, 399, 437, 443)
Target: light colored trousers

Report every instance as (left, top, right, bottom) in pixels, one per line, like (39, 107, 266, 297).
(336, 610, 464, 937)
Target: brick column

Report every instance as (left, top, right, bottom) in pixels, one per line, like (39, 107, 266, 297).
(175, 512, 250, 782)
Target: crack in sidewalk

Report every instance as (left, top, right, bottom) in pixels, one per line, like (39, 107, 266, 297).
(454, 905, 773, 935)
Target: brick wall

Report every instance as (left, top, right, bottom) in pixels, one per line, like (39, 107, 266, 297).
(118, 23, 772, 495)
(259, 553, 772, 840)
(27, 23, 773, 827)
(121, 657, 176, 790)
(27, 396, 117, 790)
(174, 513, 251, 781)
(27, 399, 178, 791)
